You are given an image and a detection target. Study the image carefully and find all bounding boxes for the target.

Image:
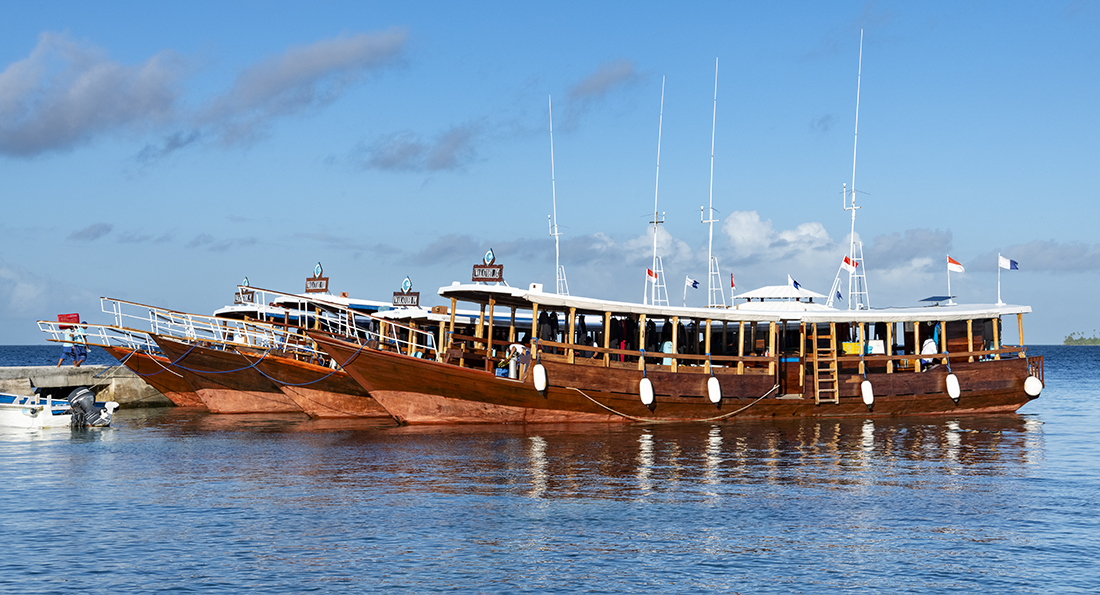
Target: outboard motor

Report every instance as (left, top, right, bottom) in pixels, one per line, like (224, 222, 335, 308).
(67, 387, 118, 428)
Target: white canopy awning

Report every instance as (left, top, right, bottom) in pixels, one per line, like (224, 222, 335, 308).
(733, 284, 828, 301)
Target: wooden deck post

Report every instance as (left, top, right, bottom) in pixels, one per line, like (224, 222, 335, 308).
(448, 298, 457, 351)
(509, 307, 516, 343)
(475, 304, 486, 349)
(671, 316, 679, 373)
(567, 307, 576, 364)
(858, 322, 865, 375)
(940, 320, 948, 365)
(704, 319, 712, 374)
(886, 322, 894, 373)
(531, 302, 540, 348)
(914, 322, 921, 373)
(486, 298, 495, 370)
(967, 319, 974, 362)
(993, 317, 1001, 360)
(829, 323, 837, 372)
(408, 322, 417, 356)
(1017, 313, 1025, 358)
(737, 321, 745, 375)
(603, 311, 611, 368)
(799, 322, 805, 388)
(768, 322, 777, 376)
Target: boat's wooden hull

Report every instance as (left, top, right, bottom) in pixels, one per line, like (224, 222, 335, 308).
(235, 352, 393, 419)
(102, 346, 205, 408)
(311, 332, 1039, 424)
(152, 336, 302, 414)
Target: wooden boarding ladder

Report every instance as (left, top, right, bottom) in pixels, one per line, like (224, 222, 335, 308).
(813, 324, 839, 405)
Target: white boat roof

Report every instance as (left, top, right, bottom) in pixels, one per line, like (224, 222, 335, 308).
(439, 283, 783, 323)
(733, 284, 828, 300)
(799, 303, 1032, 324)
(438, 282, 1032, 324)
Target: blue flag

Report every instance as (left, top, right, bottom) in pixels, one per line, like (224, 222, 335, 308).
(999, 255, 1019, 270)
(836, 290, 842, 301)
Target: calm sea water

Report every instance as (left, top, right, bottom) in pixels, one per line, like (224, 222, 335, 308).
(0, 344, 117, 367)
(0, 345, 1096, 593)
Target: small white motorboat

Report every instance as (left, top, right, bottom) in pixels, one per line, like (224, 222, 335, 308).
(0, 388, 118, 429)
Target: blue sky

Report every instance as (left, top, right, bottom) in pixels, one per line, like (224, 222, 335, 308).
(0, 1, 1097, 344)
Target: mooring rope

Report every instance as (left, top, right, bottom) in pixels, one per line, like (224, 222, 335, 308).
(566, 383, 780, 424)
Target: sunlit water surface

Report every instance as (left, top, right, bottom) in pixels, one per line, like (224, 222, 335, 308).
(0, 345, 1096, 593)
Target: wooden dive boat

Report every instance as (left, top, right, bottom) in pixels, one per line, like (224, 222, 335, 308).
(309, 283, 1044, 424)
(151, 334, 303, 414)
(232, 348, 392, 419)
(101, 345, 206, 408)
(37, 320, 206, 409)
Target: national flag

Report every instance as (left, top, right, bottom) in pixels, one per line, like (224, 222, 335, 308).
(646, 268, 658, 280)
(788, 274, 801, 289)
(730, 273, 735, 289)
(998, 255, 1019, 270)
(836, 290, 842, 301)
(841, 255, 858, 273)
(686, 276, 699, 289)
(947, 256, 964, 273)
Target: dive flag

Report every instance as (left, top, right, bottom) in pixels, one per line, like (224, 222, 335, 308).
(646, 268, 658, 281)
(788, 274, 802, 290)
(998, 255, 1019, 270)
(730, 273, 736, 289)
(947, 256, 965, 273)
(687, 276, 699, 289)
(841, 255, 858, 273)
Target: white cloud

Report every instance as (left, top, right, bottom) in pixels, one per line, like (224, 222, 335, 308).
(202, 28, 408, 146)
(0, 32, 182, 156)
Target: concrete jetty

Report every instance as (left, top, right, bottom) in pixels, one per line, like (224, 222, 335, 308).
(0, 365, 171, 408)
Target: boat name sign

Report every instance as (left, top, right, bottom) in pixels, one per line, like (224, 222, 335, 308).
(472, 249, 503, 283)
(393, 276, 420, 307)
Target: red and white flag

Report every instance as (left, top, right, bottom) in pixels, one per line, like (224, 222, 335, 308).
(730, 272, 736, 289)
(947, 256, 965, 273)
(646, 268, 658, 281)
(841, 255, 858, 273)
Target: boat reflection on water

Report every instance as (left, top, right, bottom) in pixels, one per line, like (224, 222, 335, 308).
(112, 409, 1041, 503)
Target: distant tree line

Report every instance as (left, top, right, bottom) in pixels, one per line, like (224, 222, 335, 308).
(1064, 331, 1100, 345)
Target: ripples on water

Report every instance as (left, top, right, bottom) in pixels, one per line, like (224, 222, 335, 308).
(0, 345, 1096, 593)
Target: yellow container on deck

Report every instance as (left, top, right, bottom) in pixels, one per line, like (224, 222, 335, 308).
(841, 342, 863, 355)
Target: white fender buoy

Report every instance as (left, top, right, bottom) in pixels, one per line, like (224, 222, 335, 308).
(533, 363, 548, 393)
(946, 373, 961, 403)
(1024, 375, 1043, 397)
(640, 377, 655, 407)
(861, 380, 874, 408)
(707, 376, 722, 404)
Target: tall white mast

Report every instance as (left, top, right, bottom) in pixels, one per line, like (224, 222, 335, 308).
(827, 29, 870, 311)
(644, 76, 668, 306)
(547, 95, 568, 295)
(701, 57, 725, 308)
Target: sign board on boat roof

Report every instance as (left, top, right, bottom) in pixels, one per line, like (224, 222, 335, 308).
(472, 248, 504, 283)
(305, 262, 329, 294)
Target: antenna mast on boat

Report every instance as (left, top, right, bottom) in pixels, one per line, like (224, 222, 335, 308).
(644, 76, 669, 306)
(827, 29, 870, 311)
(701, 57, 725, 308)
(547, 95, 568, 295)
